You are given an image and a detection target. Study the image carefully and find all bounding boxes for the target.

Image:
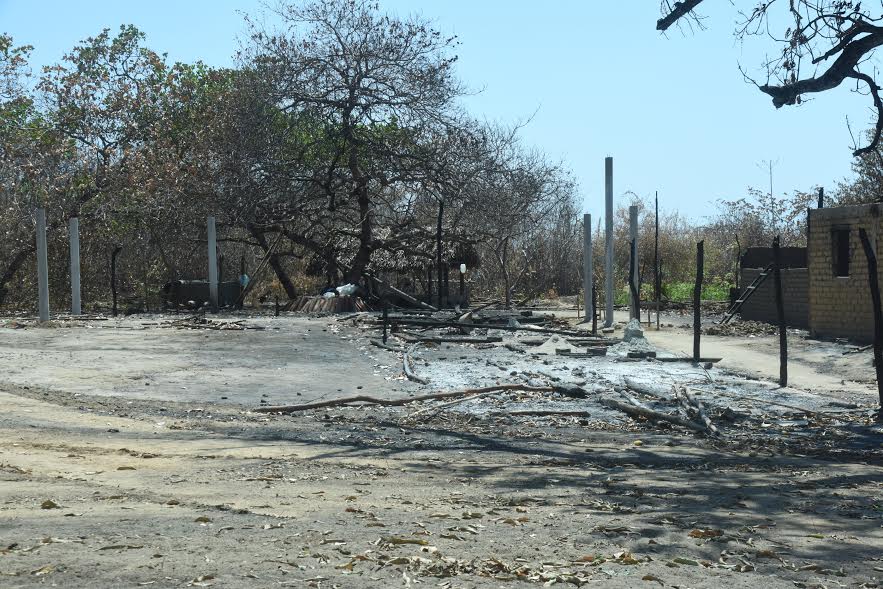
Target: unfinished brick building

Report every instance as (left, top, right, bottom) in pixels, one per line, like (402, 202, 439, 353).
(807, 203, 882, 342)
(737, 203, 881, 343)
(740, 247, 809, 328)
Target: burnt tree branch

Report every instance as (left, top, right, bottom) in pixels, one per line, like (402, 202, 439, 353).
(657, 0, 706, 32)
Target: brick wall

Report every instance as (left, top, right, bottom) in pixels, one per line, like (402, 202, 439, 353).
(808, 204, 883, 343)
(739, 268, 809, 328)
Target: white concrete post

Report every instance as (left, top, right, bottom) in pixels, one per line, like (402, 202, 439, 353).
(582, 213, 593, 325)
(604, 157, 614, 327)
(36, 208, 50, 322)
(69, 216, 81, 315)
(629, 204, 639, 319)
(207, 216, 218, 312)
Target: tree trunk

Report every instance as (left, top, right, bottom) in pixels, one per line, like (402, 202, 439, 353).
(858, 228, 883, 416)
(345, 185, 373, 284)
(248, 227, 297, 300)
(344, 129, 373, 284)
(500, 239, 512, 308)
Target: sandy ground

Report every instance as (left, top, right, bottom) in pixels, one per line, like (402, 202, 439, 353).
(1, 312, 882, 588)
(0, 315, 415, 406)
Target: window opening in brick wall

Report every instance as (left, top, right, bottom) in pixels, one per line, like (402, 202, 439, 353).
(832, 226, 850, 277)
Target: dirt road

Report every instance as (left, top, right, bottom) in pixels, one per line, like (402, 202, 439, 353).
(645, 329, 880, 403)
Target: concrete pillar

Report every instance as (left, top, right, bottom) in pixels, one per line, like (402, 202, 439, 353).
(604, 157, 614, 327)
(35, 208, 49, 322)
(629, 204, 639, 319)
(582, 213, 593, 324)
(69, 216, 81, 315)
(207, 216, 218, 312)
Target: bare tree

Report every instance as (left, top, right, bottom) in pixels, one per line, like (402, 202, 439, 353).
(244, 0, 464, 284)
(659, 1, 883, 155)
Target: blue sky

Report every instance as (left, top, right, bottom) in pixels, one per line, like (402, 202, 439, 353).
(0, 1, 870, 222)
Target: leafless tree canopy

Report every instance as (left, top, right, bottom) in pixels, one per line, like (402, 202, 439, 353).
(659, 1, 883, 156)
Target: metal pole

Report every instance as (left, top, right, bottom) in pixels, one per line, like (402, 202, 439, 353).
(69, 216, 81, 315)
(629, 204, 638, 319)
(207, 216, 218, 312)
(582, 213, 592, 324)
(36, 208, 49, 322)
(604, 157, 614, 327)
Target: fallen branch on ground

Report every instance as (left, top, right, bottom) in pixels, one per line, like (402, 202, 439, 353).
(371, 317, 614, 340)
(623, 377, 673, 401)
(622, 377, 720, 436)
(370, 338, 404, 352)
(500, 410, 594, 417)
(407, 381, 588, 419)
(404, 343, 429, 385)
(368, 274, 438, 312)
(843, 344, 873, 355)
(406, 390, 511, 419)
(396, 333, 503, 344)
(675, 385, 720, 436)
(253, 383, 557, 414)
(617, 388, 653, 412)
(337, 312, 368, 322)
(688, 385, 832, 417)
(600, 397, 709, 435)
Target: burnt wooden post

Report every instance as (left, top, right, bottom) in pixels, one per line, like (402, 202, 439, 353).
(693, 240, 704, 362)
(591, 282, 598, 335)
(629, 238, 639, 319)
(628, 205, 639, 319)
(654, 192, 660, 330)
(111, 245, 122, 317)
(817, 186, 824, 209)
(772, 236, 788, 386)
(582, 213, 592, 324)
(382, 302, 389, 344)
(858, 228, 883, 415)
(274, 295, 279, 317)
